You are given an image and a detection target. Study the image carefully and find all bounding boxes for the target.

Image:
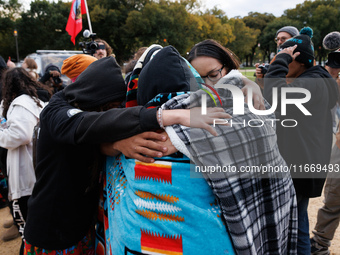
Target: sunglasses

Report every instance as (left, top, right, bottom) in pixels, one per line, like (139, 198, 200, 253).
(97, 44, 105, 50)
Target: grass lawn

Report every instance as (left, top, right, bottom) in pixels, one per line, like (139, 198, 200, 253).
(239, 68, 256, 82)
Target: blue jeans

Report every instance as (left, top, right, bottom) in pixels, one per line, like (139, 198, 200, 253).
(296, 193, 310, 255)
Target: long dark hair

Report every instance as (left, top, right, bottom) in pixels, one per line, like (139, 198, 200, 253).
(1, 67, 50, 119)
(187, 39, 240, 70)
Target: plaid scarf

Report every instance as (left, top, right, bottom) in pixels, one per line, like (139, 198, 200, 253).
(163, 73, 298, 255)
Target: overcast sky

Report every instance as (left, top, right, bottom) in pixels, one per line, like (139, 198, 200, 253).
(21, 0, 307, 18)
(200, 0, 307, 18)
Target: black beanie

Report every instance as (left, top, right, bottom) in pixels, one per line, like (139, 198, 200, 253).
(279, 27, 315, 67)
(64, 56, 126, 110)
(137, 46, 193, 106)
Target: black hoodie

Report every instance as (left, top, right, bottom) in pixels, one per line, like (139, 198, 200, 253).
(264, 53, 339, 197)
(25, 57, 160, 249)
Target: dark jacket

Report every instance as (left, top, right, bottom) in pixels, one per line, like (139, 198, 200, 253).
(264, 53, 338, 197)
(24, 57, 159, 249)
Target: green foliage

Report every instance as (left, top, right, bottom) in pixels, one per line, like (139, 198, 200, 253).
(284, 0, 340, 62)
(226, 18, 260, 60)
(0, 0, 22, 61)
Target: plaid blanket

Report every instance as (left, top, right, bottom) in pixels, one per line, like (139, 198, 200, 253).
(163, 73, 298, 255)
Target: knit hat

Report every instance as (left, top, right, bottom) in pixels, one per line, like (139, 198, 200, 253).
(61, 54, 97, 79)
(63, 56, 126, 110)
(276, 26, 299, 37)
(326, 51, 340, 68)
(279, 27, 315, 67)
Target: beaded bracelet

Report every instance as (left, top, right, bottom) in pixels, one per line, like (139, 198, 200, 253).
(157, 108, 165, 129)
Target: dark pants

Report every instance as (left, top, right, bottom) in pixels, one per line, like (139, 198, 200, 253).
(10, 195, 30, 255)
(296, 192, 310, 255)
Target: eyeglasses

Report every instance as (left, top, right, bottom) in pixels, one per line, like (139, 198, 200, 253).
(275, 37, 289, 43)
(201, 65, 224, 82)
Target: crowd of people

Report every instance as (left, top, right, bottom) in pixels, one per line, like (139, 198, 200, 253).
(0, 27, 340, 255)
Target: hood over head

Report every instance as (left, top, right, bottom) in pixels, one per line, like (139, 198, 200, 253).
(45, 63, 61, 73)
(137, 46, 196, 106)
(63, 56, 126, 110)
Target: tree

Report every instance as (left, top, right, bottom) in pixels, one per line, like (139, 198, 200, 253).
(196, 8, 234, 47)
(0, 0, 22, 61)
(242, 12, 275, 66)
(284, 0, 340, 64)
(122, 0, 204, 59)
(21, 1, 72, 51)
(86, 0, 153, 62)
(226, 18, 260, 63)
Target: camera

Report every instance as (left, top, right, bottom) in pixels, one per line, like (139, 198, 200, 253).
(258, 63, 269, 75)
(52, 76, 62, 84)
(79, 30, 98, 55)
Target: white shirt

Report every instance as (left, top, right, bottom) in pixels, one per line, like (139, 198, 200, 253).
(0, 95, 46, 200)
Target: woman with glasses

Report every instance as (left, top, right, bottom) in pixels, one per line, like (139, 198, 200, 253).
(187, 39, 239, 86)
(187, 39, 265, 108)
(186, 39, 298, 254)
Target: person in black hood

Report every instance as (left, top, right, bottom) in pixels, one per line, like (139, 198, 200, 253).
(24, 56, 228, 254)
(39, 64, 65, 94)
(264, 27, 339, 255)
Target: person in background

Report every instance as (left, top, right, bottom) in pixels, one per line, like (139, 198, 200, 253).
(310, 50, 340, 255)
(39, 64, 65, 94)
(0, 56, 13, 236)
(0, 56, 8, 207)
(124, 47, 147, 84)
(0, 67, 49, 252)
(93, 39, 113, 59)
(7, 57, 16, 68)
(22, 58, 39, 81)
(264, 27, 338, 255)
(255, 26, 299, 89)
(61, 54, 97, 83)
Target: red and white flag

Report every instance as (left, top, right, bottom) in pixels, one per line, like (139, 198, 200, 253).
(66, 0, 86, 45)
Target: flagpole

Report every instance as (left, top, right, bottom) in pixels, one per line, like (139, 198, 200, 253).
(83, 0, 93, 33)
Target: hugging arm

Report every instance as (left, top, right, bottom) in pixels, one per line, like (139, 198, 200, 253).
(102, 107, 231, 162)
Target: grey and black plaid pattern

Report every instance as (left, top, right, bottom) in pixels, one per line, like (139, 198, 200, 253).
(163, 76, 298, 254)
